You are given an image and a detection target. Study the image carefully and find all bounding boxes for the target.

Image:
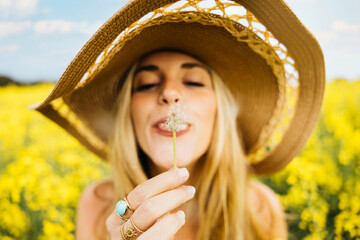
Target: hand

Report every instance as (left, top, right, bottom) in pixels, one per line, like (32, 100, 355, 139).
(105, 168, 195, 240)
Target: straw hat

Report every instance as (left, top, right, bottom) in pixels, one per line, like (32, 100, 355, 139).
(31, 0, 325, 175)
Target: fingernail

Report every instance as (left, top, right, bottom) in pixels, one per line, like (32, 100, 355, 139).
(176, 210, 185, 221)
(184, 186, 196, 197)
(176, 168, 189, 178)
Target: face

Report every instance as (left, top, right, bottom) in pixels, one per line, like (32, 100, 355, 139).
(130, 51, 217, 171)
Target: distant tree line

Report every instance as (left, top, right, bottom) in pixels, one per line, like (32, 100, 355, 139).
(0, 75, 52, 87)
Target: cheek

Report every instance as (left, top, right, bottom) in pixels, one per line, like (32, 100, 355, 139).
(191, 93, 217, 145)
(195, 93, 217, 126)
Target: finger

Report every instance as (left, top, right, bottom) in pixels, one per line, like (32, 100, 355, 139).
(137, 211, 185, 240)
(133, 185, 195, 230)
(106, 168, 190, 235)
(106, 198, 134, 231)
(106, 212, 126, 238)
(127, 167, 189, 210)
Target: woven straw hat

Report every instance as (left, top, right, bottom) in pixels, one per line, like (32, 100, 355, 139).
(31, 0, 325, 175)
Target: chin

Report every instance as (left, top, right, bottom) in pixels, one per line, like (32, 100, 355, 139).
(148, 148, 197, 170)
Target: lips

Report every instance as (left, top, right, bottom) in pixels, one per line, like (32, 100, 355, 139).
(153, 118, 191, 137)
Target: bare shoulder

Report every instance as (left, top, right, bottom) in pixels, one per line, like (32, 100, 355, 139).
(76, 179, 114, 240)
(248, 180, 288, 239)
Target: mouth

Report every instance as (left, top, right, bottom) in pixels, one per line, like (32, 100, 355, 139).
(153, 117, 191, 137)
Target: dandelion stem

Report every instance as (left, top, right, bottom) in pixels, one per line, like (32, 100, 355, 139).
(173, 130, 177, 169)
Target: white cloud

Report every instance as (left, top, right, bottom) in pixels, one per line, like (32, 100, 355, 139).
(33, 20, 97, 35)
(0, 0, 11, 9)
(332, 20, 360, 33)
(286, 0, 320, 3)
(0, 21, 31, 37)
(0, 19, 98, 36)
(0, 0, 39, 18)
(34, 20, 78, 34)
(0, 44, 19, 53)
(315, 20, 360, 44)
(315, 31, 337, 43)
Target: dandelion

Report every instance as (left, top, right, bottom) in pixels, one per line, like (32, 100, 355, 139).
(161, 102, 187, 169)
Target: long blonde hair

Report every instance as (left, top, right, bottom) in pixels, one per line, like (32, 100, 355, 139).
(108, 56, 262, 240)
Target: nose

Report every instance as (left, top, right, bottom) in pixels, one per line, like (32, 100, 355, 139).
(158, 81, 181, 105)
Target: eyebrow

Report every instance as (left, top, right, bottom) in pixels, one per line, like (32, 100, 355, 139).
(134, 65, 159, 75)
(134, 62, 211, 76)
(181, 63, 211, 74)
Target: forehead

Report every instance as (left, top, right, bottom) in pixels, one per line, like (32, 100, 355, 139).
(138, 51, 203, 66)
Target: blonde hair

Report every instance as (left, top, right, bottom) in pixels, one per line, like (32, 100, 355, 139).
(196, 70, 248, 240)
(108, 57, 264, 240)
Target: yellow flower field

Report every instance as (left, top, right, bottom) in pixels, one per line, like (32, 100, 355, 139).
(0, 80, 359, 239)
(0, 84, 109, 239)
(262, 79, 360, 240)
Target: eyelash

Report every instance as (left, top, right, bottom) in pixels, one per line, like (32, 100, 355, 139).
(184, 81, 204, 87)
(135, 81, 204, 91)
(135, 83, 158, 91)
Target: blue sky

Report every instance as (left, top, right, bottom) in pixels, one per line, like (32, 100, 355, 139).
(0, 0, 359, 82)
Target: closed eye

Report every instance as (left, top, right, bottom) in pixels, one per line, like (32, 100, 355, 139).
(185, 81, 204, 87)
(135, 83, 158, 91)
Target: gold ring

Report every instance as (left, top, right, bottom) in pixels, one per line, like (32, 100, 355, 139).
(120, 216, 144, 239)
(117, 212, 129, 221)
(120, 224, 127, 240)
(116, 195, 133, 221)
(130, 216, 144, 233)
(124, 196, 133, 212)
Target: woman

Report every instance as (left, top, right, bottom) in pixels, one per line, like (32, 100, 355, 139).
(77, 50, 288, 239)
(31, 0, 325, 239)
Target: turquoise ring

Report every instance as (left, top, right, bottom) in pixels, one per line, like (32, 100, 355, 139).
(116, 200, 127, 215)
(116, 197, 133, 220)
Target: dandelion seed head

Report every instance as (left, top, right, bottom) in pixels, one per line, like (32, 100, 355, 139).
(161, 102, 187, 132)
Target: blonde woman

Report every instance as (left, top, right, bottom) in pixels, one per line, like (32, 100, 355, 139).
(75, 50, 288, 239)
(32, 0, 324, 239)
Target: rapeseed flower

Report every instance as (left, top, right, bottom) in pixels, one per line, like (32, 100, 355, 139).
(1, 80, 360, 239)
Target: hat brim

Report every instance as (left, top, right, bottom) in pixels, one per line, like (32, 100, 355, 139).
(33, 0, 325, 175)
